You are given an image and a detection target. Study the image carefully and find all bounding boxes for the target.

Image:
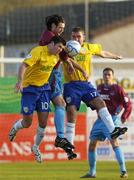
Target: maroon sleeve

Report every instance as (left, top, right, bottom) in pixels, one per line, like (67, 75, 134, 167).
(59, 49, 69, 61)
(118, 86, 132, 121)
(39, 30, 55, 46)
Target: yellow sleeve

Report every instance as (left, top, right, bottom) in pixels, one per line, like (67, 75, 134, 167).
(23, 46, 41, 66)
(88, 44, 102, 55)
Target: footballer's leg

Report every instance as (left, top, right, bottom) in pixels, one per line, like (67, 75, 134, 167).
(9, 115, 33, 141)
(81, 140, 97, 178)
(9, 119, 23, 141)
(50, 70, 75, 156)
(31, 89, 50, 163)
(9, 90, 34, 141)
(89, 97, 128, 139)
(111, 139, 128, 178)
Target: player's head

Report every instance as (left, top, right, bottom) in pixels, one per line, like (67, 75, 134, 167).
(103, 67, 114, 85)
(48, 35, 66, 55)
(71, 27, 85, 45)
(45, 14, 65, 35)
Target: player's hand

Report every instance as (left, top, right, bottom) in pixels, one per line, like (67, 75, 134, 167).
(82, 71, 88, 81)
(67, 61, 75, 74)
(14, 81, 23, 93)
(114, 55, 123, 60)
(121, 118, 127, 124)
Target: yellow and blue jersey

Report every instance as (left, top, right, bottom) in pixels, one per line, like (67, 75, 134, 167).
(62, 42, 102, 82)
(22, 46, 59, 87)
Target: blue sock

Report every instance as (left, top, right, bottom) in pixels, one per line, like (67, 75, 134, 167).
(113, 147, 126, 172)
(54, 106, 65, 138)
(88, 151, 96, 175)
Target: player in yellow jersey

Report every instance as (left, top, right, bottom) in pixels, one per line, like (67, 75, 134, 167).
(63, 27, 128, 151)
(8, 36, 67, 163)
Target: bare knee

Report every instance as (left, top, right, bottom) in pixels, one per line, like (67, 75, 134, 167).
(21, 115, 32, 128)
(52, 96, 66, 107)
(89, 140, 98, 151)
(66, 106, 77, 123)
(90, 97, 106, 111)
(110, 139, 119, 149)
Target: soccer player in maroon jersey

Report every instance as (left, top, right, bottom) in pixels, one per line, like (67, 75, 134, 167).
(81, 67, 132, 178)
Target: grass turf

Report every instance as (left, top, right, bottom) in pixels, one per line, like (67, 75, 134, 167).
(0, 161, 134, 180)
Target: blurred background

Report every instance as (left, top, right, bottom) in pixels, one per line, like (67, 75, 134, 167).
(0, 0, 134, 164)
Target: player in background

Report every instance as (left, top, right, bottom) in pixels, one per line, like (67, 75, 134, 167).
(63, 27, 128, 148)
(39, 15, 87, 159)
(9, 36, 67, 163)
(81, 67, 132, 178)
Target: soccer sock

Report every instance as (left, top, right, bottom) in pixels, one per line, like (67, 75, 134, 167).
(88, 150, 96, 175)
(66, 122, 75, 144)
(113, 147, 126, 172)
(35, 126, 45, 146)
(14, 119, 23, 131)
(98, 107, 115, 133)
(54, 106, 65, 138)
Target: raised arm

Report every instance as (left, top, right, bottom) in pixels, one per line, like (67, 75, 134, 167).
(99, 50, 122, 60)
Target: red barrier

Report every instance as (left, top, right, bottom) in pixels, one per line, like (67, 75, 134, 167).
(0, 113, 87, 162)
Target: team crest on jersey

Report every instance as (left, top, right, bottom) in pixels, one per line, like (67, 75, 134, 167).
(23, 107, 29, 113)
(80, 47, 86, 55)
(66, 97, 71, 103)
(26, 54, 32, 59)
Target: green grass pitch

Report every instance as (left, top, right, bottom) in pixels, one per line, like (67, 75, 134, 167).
(0, 161, 133, 180)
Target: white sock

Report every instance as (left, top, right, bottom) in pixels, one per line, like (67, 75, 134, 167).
(98, 107, 115, 133)
(66, 122, 75, 144)
(35, 126, 45, 146)
(14, 119, 23, 131)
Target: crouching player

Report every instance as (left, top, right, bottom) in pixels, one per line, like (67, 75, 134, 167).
(81, 67, 132, 178)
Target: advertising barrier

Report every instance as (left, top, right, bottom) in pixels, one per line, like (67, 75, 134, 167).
(0, 113, 87, 162)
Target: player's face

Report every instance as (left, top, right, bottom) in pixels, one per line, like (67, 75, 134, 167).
(51, 23, 65, 35)
(50, 42, 65, 55)
(71, 31, 85, 45)
(103, 70, 113, 85)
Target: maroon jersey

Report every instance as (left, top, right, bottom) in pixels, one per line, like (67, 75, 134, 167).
(39, 30, 68, 69)
(97, 84, 132, 120)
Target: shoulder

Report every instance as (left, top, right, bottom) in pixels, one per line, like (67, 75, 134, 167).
(97, 84, 104, 90)
(86, 43, 102, 53)
(112, 84, 124, 93)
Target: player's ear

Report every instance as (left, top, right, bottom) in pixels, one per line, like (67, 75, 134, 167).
(83, 33, 86, 40)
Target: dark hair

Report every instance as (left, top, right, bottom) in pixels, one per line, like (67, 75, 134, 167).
(45, 14, 65, 31)
(103, 67, 114, 74)
(50, 36, 66, 46)
(72, 27, 85, 33)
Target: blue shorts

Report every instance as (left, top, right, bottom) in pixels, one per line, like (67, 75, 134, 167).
(90, 115, 121, 141)
(63, 81, 100, 110)
(49, 67, 63, 99)
(21, 84, 51, 115)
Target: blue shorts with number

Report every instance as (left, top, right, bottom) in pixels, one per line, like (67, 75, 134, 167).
(63, 81, 100, 110)
(90, 115, 121, 141)
(49, 66, 63, 99)
(21, 84, 51, 115)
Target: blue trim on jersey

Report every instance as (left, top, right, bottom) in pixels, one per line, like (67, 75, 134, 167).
(21, 84, 51, 115)
(63, 81, 100, 110)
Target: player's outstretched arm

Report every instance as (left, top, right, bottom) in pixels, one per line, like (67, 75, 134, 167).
(15, 62, 27, 93)
(99, 50, 122, 60)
